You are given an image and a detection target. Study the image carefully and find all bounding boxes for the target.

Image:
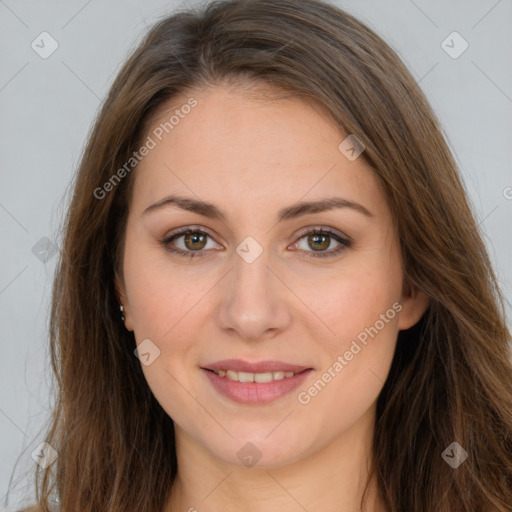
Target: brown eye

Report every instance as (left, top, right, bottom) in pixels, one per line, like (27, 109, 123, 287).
(294, 228, 351, 259)
(162, 228, 218, 258)
(162, 226, 351, 260)
(182, 231, 208, 251)
(306, 233, 331, 251)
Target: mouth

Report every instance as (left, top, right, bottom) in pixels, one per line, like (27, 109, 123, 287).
(200, 360, 314, 404)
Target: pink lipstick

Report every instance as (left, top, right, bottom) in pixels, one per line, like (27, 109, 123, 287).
(201, 359, 313, 404)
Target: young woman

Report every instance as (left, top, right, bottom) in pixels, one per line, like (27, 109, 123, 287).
(15, 0, 512, 510)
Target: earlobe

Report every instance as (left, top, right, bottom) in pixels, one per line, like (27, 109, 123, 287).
(114, 272, 134, 331)
(397, 279, 430, 331)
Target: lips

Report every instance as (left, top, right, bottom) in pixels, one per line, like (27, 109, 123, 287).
(200, 359, 314, 404)
(201, 367, 313, 404)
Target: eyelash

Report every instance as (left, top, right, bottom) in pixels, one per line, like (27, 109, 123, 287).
(160, 225, 351, 260)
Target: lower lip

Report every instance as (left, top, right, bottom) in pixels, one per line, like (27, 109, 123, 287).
(201, 368, 313, 404)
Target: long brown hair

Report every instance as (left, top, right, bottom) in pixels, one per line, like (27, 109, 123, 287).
(10, 0, 512, 510)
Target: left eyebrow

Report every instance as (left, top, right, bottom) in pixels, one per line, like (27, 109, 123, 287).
(141, 194, 374, 221)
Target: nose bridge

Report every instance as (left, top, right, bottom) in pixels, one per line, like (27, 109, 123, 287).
(234, 237, 272, 297)
(217, 235, 291, 339)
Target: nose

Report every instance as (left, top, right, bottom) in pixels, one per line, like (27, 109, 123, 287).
(215, 245, 292, 342)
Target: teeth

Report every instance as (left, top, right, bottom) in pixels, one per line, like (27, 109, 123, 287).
(213, 369, 299, 382)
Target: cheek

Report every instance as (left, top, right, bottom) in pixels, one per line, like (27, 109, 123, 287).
(123, 234, 203, 337)
(123, 242, 213, 407)
(295, 258, 401, 415)
(125, 254, 209, 424)
(305, 263, 401, 356)
(295, 302, 399, 444)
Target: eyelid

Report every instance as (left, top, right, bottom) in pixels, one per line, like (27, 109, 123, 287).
(293, 225, 351, 243)
(162, 224, 221, 245)
(159, 225, 223, 254)
(161, 224, 351, 259)
(162, 224, 351, 244)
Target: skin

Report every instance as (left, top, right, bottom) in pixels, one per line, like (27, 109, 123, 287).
(115, 82, 430, 512)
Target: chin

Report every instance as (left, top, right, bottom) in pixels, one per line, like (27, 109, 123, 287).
(208, 431, 311, 470)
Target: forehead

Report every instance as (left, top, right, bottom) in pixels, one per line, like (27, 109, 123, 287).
(131, 83, 387, 222)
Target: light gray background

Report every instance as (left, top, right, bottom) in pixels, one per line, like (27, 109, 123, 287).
(1, 0, 511, 509)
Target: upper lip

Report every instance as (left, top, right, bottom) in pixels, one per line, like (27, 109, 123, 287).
(201, 359, 312, 373)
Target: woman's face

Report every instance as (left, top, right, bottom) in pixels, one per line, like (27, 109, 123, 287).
(116, 83, 428, 468)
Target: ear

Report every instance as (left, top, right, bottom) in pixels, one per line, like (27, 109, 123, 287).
(114, 271, 134, 332)
(397, 278, 430, 331)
